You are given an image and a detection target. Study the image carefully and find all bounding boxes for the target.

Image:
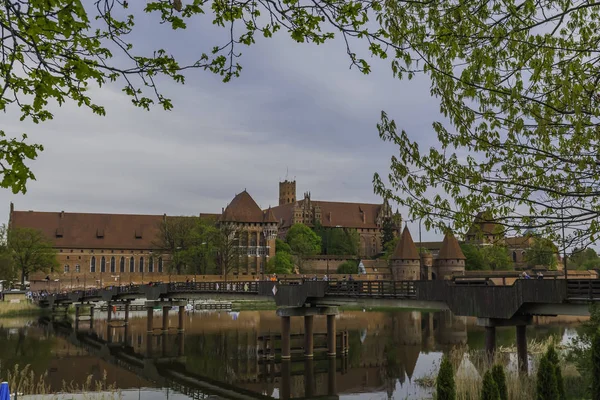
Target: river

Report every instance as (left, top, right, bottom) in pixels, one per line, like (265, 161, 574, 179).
(0, 309, 586, 399)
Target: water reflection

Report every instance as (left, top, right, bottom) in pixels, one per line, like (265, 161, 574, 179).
(0, 310, 575, 399)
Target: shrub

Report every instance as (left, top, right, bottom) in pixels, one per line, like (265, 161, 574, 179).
(592, 330, 600, 400)
(545, 344, 565, 400)
(491, 365, 507, 400)
(481, 370, 500, 400)
(336, 260, 358, 274)
(436, 355, 456, 400)
(537, 353, 558, 400)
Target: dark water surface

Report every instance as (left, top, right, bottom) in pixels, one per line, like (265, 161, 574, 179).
(0, 309, 582, 399)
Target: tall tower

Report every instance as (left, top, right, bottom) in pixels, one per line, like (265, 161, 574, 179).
(279, 180, 296, 206)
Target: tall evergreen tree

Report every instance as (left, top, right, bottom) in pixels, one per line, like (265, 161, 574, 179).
(537, 353, 559, 400)
(481, 370, 500, 400)
(381, 218, 396, 251)
(491, 365, 507, 400)
(545, 344, 565, 400)
(436, 355, 456, 400)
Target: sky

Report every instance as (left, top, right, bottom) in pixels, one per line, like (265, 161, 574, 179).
(0, 4, 444, 241)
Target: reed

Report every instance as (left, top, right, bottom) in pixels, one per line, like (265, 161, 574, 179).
(1, 364, 122, 399)
(0, 301, 43, 317)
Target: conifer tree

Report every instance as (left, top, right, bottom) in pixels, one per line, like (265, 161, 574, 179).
(491, 365, 507, 400)
(592, 330, 600, 400)
(536, 353, 559, 400)
(436, 355, 456, 400)
(545, 344, 565, 400)
(481, 370, 500, 400)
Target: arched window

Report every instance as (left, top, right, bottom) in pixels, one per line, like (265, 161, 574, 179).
(100, 256, 106, 273)
(120, 257, 125, 273)
(139, 257, 144, 273)
(110, 256, 116, 273)
(158, 257, 163, 273)
(512, 251, 517, 262)
(129, 257, 135, 272)
(90, 256, 96, 273)
(148, 257, 154, 273)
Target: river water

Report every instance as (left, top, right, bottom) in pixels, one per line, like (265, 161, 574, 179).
(0, 309, 585, 399)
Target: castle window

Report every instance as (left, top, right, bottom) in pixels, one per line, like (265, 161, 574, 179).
(64, 265, 69, 273)
(75, 265, 80, 273)
(512, 251, 517, 262)
(100, 256, 106, 273)
(120, 257, 125, 273)
(129, 257, 135, 272)
(110, 256, 116, 273)
(90, 256, 96, 273)
(139, 257, 144, 273)
(67, 256, 70, 260)
(149, 257, 154, 272)
(158, 257, 163, 273)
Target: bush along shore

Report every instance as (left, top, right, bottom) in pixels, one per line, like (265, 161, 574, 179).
(0, 301, 45, 318)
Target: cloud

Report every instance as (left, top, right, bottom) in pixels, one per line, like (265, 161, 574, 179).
(0, 8, 447, 242)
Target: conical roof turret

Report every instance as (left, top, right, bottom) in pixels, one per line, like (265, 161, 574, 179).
(391, 226, 420, 260)
(438, 231, 466, 259)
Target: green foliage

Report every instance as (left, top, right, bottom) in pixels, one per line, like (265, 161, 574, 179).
(0, 225, 16, 283)
(567, 304, 600, 395)
(569, 248, 600, 271)
(316, 225, 360, 256)
(537, 353, 559, 400)
(276, 238, 292, 254)
(481, 370, 500, 400)
(381, 218, 396, 251)
(526, 238, 558, 270)
(336, 260, 359, 274)
(461, 244, 512, 271)
(461, 244, 487, 271)
(8, 227, 59, 286)
(436, 355, 456, 400)
(383, 236, 399, 260)
(546, 344, 565, 400)
(286, 224, 321, 257)
(266, 252, 294, 275)
(491, 365, 507, 400)
(592, 330, 600, 400)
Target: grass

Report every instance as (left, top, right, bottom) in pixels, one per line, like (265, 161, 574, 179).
(0, 301, 46, 317)
(1, 364, 122, 399)
(415, 337, 571, 400)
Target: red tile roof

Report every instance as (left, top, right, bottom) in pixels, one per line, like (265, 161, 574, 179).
(10, 210, 164, 250)
(438, 232, 466, 260)
(221, 190, 265, 223)
(391, 227, 420, 260)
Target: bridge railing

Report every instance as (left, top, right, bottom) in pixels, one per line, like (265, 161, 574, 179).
(167, 281, 259, 293)
(567, 279, 600, 300)
(325, 280, 416, 298)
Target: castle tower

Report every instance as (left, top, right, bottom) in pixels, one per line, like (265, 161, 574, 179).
(421, 252, 433, 280)
(434, 231, 466, 280)
(279, 180, 296, 206)
(389, 226, 421, 281)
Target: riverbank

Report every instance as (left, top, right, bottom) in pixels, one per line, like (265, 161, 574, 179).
(0, 302, 45, 318)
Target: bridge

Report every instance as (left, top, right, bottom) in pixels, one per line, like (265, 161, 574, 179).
(39, 278, 600, 375)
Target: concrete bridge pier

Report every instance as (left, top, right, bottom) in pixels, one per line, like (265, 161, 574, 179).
(478, 316, 532, 374)
(327, 314, 336, 357)
(304, 315, 314, 358)
(145, 300, 187, 334)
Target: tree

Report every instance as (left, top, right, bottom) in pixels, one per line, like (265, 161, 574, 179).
(0, 225, 16, 283)
(266, 252, 294, 275)
(436, 355, 456, 400)
(215, 223, 242, 281)
(480, 370, 500, 400)
(491, 365, 507, 400)
(537, 353, 559, 400)
(526, 238, 558, 270)
(381, 218, 396, 252)
(154, 216, 198, 274)
(461, 244, 487, 271)
(315, 224, 360, 256)
(383, 236, 399, 260)
(592, 330, 600, 400)
(480, 245, 513, 271)
(569, 248, 600, 271)
(180, 218, 220, 275)
(546, 345, 565, 400)
(336, 260, 358, 274)
(276, 239, 292, 254)
(566, 304, 600, 395)
(8, 227, 59, 287)
(286, 224, 321, 271)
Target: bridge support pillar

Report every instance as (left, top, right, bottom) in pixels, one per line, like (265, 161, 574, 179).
(484, 326, 496, 363)
(516, 325, 528, 375)
(281, 316, 291, 360)
(162, 307, 169, 332)
(89, 306, 94, 330)
(327, 314, 336, 357)
(107, 302, 112, 324)
(178, 305, 185, 332)
(304, 315, 314, 358)
(124, 302, 130, 325)
(146, 306, 153, 333)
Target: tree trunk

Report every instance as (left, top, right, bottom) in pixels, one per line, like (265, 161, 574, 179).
(20, 268, 26, 289)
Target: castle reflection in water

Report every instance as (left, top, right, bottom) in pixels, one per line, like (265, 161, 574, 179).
(0, 310, 570, 399)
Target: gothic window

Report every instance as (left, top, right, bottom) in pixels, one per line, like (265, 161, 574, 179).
(149, 257, 154, 272)
(120, 257, 125, 273)
(130, 257, 135, 272)
(90, 256, 96, 272)
(139, 257, 144, 273)
(158, 257, 163, 273)
(100, 256, 106, 272)
(512, 251, 517, 262)
(250, 232, 257, 247)
(75, 265, 80, 273)
(64, 265, 69, 273)
(110, 256, 116, 273)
